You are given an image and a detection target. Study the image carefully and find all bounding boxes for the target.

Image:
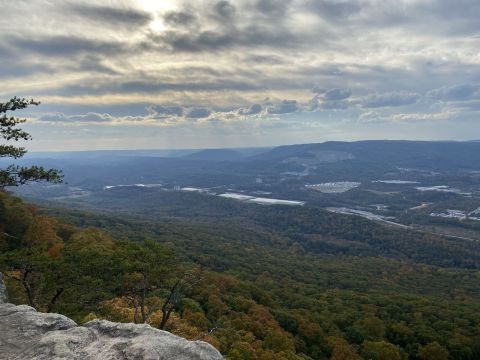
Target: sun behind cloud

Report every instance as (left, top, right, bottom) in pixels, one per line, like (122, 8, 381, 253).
(1, 0, 480, 150)
(136, 0, 177, 31)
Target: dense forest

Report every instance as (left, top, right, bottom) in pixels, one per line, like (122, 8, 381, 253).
(2, 190, 480, 359)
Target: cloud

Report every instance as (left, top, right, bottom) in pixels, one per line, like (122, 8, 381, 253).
(156, 25, 299, 52)
(324, 88, 352, 101)
(212, 1, 236, 20)
(147, 105, 184, 117)
(391, 112, 452, 122)
(0, 62, 52, 79)
(39, 112, 114, 123)
(255, 0, 292, 17)
(267, 100, 299, 114)
(309, 88, 352, 110)
(66, 4, 152, 27)
(154, 1, 300, 53)
(305, 0, 362, 20)
(186, 108, 211, 118)
(238, 104, 263, 115)
(359, 110, 453, 123)
(163, 11, 197, 26)
(444, 100, 480, 111)
(2, 0, 480, 149)
(321, 100, 350, 110)
(6, 35, 127, 57)
(426, 84, 480, 101)
(361, 91, 421, 108)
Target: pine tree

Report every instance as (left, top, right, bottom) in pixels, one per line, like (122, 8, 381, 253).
(0, 97, 62, 187)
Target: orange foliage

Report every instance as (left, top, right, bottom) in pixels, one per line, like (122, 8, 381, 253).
(23, 215, 64, 256)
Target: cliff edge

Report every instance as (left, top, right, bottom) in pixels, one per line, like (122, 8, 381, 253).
(0, 274, 223, 360)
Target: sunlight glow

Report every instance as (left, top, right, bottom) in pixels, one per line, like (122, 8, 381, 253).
(136, 0, 176, 13)
(136, 0, 177, 32)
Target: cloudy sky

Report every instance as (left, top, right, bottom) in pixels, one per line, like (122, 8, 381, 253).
(1, 0, 480, 151)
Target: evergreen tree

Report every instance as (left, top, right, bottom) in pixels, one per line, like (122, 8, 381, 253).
(1, 97, 62, 187)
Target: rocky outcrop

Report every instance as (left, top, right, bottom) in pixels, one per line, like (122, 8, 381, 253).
(0, 275, 223, 360)
(0, 273, 7, 303)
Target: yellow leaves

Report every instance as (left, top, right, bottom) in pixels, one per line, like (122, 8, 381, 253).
(159, 313, 204, 339)
(361, 340, 402, 360)
(81, 312, 99, 324)
(227, 341, 257, 360)
(327, 337, 360, 360)
(296, 318, 325, 344)
(101, 297, 137, 323)
(68, 228, 115, 251)
(207, 294, 229, 318)
(183, 308, 210, 330)
(22, 215, 64, 257)
(418, 342, 449, 360)
(47, 242, 64, 257)
(263, 330, 295, 352)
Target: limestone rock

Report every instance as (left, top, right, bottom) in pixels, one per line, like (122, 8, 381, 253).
(0, 274, 223, 359)
(0, 273, 7, 303)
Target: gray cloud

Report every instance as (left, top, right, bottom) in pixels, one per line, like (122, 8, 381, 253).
(148, 105, 184, 117)
(2, 0, 480, 149)
(7, 35, 127, 57)
(154, 1, 300, 53)
(309, 88, 352, 110)
(324, 88, 352, 101)
(238, 104, 263, 115)
(267, 100, 299, 114)
(361, 91, 421, 108)
(186, 108, 211, 118)
(37, 77, 263, 98)
(156, 25, 299, 52)
(426, 84, 480, 101)
(39, 112, 114, 123)
(67, 4, 152, 27)
(305, 0, 362, 20)
(163, 10, 197, 26)
(213, 1, 236, 21)
(255, 0, 292, 17)
(0, 62, 52, 79)
(321, 100, 350, 110)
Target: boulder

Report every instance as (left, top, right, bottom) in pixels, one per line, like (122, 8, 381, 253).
(0, 274, 223, 360)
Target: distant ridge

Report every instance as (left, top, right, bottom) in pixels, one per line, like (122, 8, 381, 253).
(182, 148, 243, 161)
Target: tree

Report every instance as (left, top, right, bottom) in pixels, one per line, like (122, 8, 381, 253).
(327, 337, 360, 360)
(1, 97, 62, 187)
(361, 340, 402, 360)
(418, 342, 449, 360)
(159, 269, 201, 330)
(1, 245, 66, 311)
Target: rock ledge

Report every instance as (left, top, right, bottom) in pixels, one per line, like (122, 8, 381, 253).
(0, 275, 223, 360)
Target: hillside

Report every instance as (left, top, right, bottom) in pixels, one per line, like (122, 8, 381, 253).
(13, 140, 480, 245)
(2, 190, 480, 359)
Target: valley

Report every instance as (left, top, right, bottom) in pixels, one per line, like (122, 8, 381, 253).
(12, 140, 480, 242)
(3, 140, 480, 359)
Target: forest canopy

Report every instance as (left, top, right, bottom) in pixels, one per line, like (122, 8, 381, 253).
(2, 191, 480, 359)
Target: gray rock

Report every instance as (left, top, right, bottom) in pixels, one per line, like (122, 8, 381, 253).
(0, 273, 7, 303)
(0, 275, 223, 360)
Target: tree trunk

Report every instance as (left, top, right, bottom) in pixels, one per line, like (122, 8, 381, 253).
(159, 307, 172, 330)
(22, 268, 37, 309)
(46, 288, 64, 312)
(140, 278, 147, 323)
(129, 297, 140, 324)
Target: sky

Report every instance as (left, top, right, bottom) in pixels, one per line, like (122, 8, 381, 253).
(1, 0, 480, 151)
